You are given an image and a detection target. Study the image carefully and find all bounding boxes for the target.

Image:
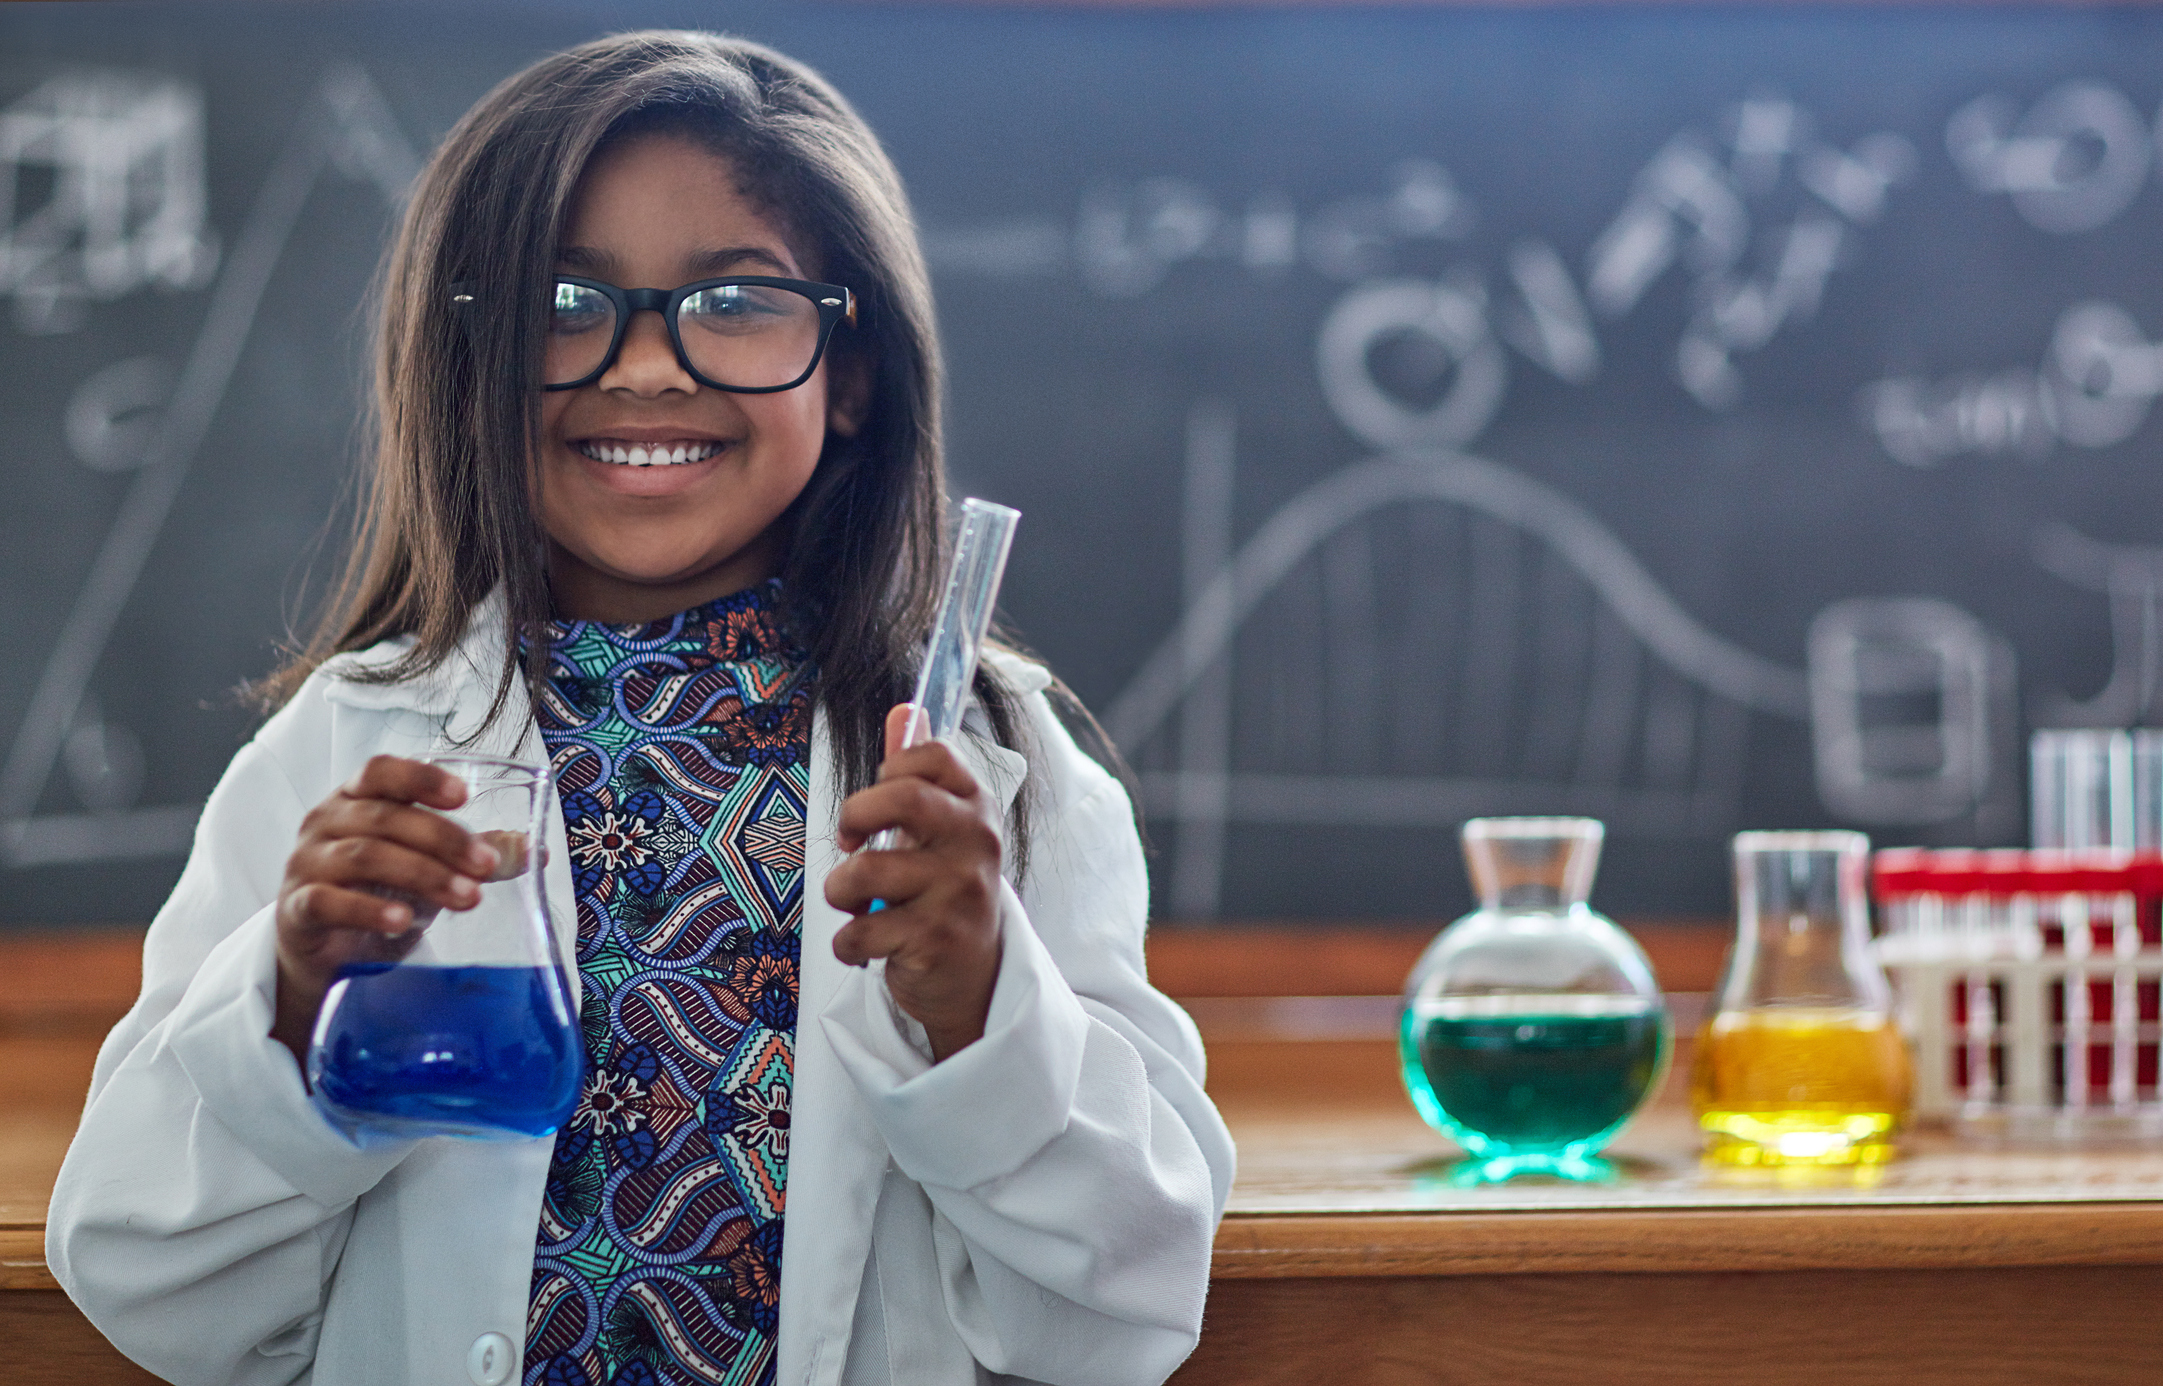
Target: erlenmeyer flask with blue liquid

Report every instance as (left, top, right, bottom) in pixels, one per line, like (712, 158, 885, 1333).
(307, 753, 583, 1143)
(1399, 817, 1669, 1181)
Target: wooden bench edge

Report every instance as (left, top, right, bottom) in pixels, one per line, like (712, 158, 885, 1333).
(1210, 1203, 2163, 1279)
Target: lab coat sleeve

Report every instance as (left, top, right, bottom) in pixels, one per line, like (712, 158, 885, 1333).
(46, 687, 419, 1386)
(820, 691, 1236, 1386)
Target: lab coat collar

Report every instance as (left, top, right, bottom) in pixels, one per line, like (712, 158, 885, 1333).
(316, 591, 512, 741)
(315, 592, 1039, 809)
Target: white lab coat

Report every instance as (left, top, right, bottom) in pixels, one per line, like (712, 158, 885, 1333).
(46, 598, 1233, 1386)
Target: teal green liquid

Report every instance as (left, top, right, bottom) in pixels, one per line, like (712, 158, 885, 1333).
(1400, 995, 1668, 1171)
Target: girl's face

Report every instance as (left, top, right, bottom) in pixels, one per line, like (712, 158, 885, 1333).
(538, 133, 862, 622)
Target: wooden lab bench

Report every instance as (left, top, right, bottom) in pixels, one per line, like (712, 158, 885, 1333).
(1159, 927, 2163, 1385)
(7, 926, 2163, 1384)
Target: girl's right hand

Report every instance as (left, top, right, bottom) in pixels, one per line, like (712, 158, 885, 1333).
(270, 756, 500, 1062)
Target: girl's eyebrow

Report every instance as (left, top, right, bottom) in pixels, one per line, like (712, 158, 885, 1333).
(556, 245, 614, 275)
(551, 245, 797, 281)
(687, 246, 795, 277)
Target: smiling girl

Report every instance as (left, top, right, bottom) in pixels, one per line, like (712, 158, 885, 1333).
(48, 32, 1231, 1386)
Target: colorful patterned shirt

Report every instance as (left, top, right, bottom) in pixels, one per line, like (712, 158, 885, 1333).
(524, 581, 812, 1386)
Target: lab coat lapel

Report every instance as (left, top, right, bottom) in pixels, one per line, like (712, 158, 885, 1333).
(778, 706, 887, 1386)
(777, 707, 1029, 1385)
(314, 596, 578, 1374)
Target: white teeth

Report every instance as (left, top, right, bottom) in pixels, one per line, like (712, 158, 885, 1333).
(578, 440, 721, 466)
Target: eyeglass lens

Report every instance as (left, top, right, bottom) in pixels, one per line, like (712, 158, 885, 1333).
(544, 281, 826, 389)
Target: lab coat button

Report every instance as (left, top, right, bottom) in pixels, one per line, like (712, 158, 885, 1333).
(467, 1332, 515, 1385)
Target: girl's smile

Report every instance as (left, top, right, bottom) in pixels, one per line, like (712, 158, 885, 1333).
(571, 433, 731, 468)
(538, 132, 864, 621)
(562, 431, 734, 501)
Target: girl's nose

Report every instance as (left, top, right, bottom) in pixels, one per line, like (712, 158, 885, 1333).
(598, 308, 697, 396)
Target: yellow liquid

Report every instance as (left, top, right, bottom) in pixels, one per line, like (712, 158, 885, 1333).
(1691, 1009, 1913, 1166)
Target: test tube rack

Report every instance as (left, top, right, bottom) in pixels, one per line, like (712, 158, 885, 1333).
(1873, 849, 2163, 1139)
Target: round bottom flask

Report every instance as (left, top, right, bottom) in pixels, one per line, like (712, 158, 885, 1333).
(1400, 817, 1670, 1181)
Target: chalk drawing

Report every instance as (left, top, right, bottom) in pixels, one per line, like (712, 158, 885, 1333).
(1, 67, 418, 870)
(1863, 300, 2163, 466)
(2033, 522, 2163, 729)
(1113, 404, 2016, 912)
(1948, 81, 2153, 236)
(1807, 598, 2016, 832)
(0, 72, 219, 333)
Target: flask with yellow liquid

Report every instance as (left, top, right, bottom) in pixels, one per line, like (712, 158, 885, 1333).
(1693, 830, 1912, 1166)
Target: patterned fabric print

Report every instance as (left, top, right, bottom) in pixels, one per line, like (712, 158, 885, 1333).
(526, 581, 811, 1386)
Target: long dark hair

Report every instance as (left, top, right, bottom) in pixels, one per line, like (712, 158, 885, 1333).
(265, 31, 1046, 860)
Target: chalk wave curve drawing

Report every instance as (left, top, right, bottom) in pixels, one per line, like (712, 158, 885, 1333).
(0, 67, 419, 869)
(1106, 405, 2011, 917)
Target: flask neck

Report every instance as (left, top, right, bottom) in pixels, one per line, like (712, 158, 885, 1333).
(1482, 883, 1575, 912)
(1463, 821, 1602, 913)
(1721, 835, 1888, 1012)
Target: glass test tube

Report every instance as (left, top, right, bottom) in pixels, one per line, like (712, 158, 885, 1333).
(868, 497, 1021, 861)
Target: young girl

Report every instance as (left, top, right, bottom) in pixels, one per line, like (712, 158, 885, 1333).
(47, 31, 1232, 1386)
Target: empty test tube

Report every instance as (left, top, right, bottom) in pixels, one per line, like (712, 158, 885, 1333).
(866, 498, 1021, 888)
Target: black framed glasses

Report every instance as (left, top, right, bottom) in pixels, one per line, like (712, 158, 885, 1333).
(519, 275, 856, 393)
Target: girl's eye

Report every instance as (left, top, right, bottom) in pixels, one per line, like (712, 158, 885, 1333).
(680, 285, 804, 334)
(550, 283, 612, 336)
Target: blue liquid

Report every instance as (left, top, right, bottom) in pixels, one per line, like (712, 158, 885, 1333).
(310, 964, 584, 1142)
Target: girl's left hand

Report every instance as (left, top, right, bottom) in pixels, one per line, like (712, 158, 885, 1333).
(827, 704, 1004, 1061)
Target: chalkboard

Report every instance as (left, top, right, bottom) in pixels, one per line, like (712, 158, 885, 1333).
(8, 0, 2163, 924)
